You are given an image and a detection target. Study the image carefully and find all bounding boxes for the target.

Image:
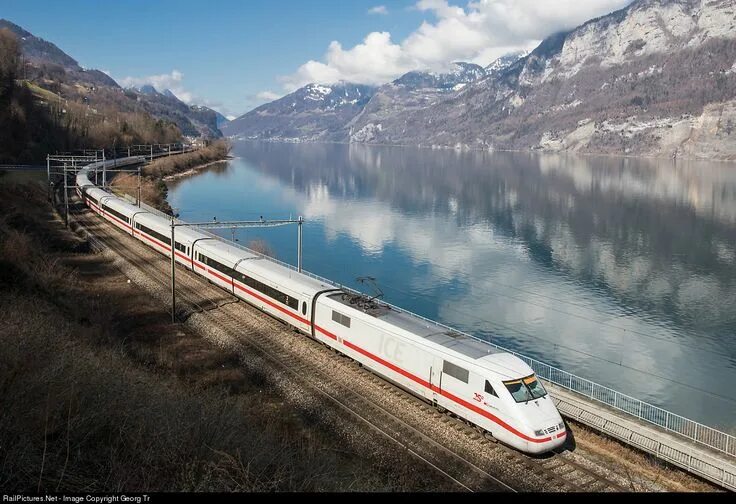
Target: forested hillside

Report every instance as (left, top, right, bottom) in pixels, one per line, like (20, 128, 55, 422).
(0, 27, 181, 163)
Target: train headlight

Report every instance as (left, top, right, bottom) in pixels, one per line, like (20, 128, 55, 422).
(558, 422, 565, 430)
(534, 429, 545, 436)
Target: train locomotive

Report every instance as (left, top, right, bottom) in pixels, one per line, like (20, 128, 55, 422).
(75, 158, 568, 454)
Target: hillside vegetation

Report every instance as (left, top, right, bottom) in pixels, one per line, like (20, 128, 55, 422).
(0, 181, 424, 492)
(0, 28, 181, 164)
(111, 140, 231, 213)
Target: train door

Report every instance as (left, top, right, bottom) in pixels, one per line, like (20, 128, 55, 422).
(299, 296, 310, 333)
(430, 356, 444, 408)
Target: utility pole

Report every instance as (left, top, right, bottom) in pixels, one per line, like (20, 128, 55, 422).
(150, 144, 153, 161)
(137, 166, 142, 207)
(170, 218, 176, 323)
(46, 154, 50, 201)
(298, 216, 303, 272)
(128, 146, 131, 157)
(169, 217, 304, 320)
(102, 150, 106, 188)
(63, 162, 69, 227)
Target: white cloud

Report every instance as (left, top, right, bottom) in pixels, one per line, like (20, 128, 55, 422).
(368, 5, 388, 15)
(282, 0, 633, 90)
(256, 90, 283, 102)
(280, 32, 412, 90)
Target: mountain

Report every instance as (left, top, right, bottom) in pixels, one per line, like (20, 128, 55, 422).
(351, 0, 736, 159)
(485, 51, 527, 76)
(127, 86, 223, 138)
(224, 63, 488, 143)
(0, 18, 119, 88)
(391, 62, 487, 91)
(349, 62, 491, 142)
(226, 0, 736, 159)
(0, 21, 180, 163)
(162, 89, 179, 99)
(0, 18, 222, 139)
(214, 111, 230, 128)
(221, 82, 376, 141)
(139, 84, 159, 95)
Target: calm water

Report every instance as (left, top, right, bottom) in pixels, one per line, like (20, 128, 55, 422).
(169, 141, 736, 430)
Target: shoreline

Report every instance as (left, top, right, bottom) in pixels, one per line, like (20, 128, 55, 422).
(162, 156, 234, 182)
(109, 140, 232, 214)
(227, 138, 736, 164)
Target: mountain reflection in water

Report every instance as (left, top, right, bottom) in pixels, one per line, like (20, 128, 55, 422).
(168, 141, 736, 430)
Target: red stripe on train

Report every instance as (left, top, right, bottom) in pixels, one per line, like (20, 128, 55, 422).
(88, 198, 554, 445)
(129, 228, 309, 326)
(316, 324, 553, 443)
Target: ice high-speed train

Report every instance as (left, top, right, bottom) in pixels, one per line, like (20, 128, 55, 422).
(75, 158, 567, 454)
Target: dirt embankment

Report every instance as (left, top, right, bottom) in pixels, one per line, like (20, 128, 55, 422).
(111, 140, 232, 214)
(0, 181, 434, 492)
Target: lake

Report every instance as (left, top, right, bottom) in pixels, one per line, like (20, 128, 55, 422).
(168, 141, 736, 431)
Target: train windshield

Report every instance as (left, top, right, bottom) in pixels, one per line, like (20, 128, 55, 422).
(503, 374, 547, 403)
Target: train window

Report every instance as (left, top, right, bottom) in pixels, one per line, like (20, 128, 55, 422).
(503, 380, 531, 402)
(523, 375, 547, 400)
(442, 360, 469, 384)
(302, 302, 307, 316)
(175, 241, 186, 253)
(233, 270, 299, 310)
(485, 380, 498, 397)
(136, 222, 170, 245)
(332, 310, 351, 328)
(503, 374, 546, 402)
(102, 205, 130, 224)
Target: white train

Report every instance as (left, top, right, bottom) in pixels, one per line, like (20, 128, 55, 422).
(75, 158, 568, 454)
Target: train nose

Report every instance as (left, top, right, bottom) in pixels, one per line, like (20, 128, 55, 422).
(526, 425, 567, 454)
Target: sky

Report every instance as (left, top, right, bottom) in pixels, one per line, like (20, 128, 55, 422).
(0, 0, 632, 119)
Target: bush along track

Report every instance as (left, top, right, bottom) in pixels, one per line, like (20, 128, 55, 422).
(110, 140, 231, 214)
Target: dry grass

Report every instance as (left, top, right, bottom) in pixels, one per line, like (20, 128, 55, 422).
(110, 140, 230, 214)
(144, 141, 230, 179)
(0, 181, 429, 492)
(568, 420, 718, 492)
(0, 293, 346, 491)
(110, 172, 168, 211)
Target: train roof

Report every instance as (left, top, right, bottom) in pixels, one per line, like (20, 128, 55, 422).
(196, 238, 332, 293)
(241, 255, 332, 293)
(98, 193, 139, 211)
(327, 292, 530, 379)
(84, 186, 108, 201)
(134, 211, 211, 242)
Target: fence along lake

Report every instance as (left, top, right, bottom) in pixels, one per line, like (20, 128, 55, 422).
(168, 141, 736, 431)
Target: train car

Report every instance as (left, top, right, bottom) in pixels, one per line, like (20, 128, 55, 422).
(194, 239, 331, 334)
(131, 211, 209, 270)
(312, 291, 566, 453)
(99, 195, 136, 234)
(72, 160, 568, 455)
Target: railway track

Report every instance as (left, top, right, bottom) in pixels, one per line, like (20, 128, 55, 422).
(66, 195, 629, 492)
